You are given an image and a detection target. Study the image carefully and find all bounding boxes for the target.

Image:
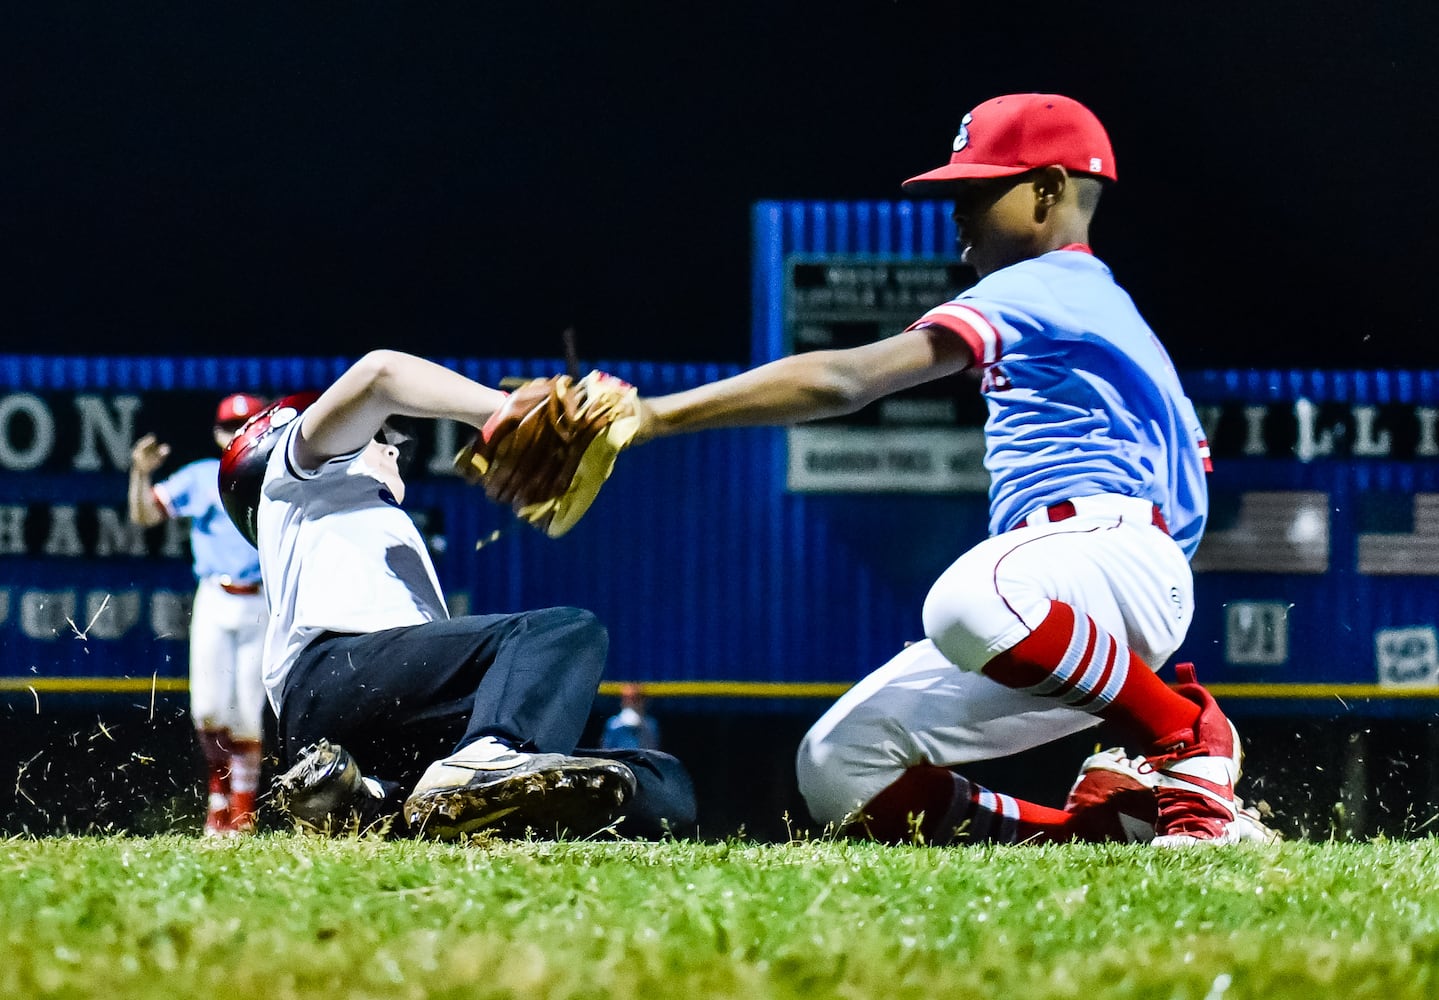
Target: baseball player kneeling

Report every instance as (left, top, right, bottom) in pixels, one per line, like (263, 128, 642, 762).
(489, 94, 1275, 847)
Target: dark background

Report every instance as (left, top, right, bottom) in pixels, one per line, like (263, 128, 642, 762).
(8, 1, 1439, 370)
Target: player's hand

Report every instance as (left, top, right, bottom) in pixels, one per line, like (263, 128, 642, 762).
(453, 370, 640, 538)
(131, 433, 171, 473)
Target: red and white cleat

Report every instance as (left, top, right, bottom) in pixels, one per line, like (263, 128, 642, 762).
(1064, 747, 1159, 843)
(1148, 663, 1244, 847)
(1065, 745, 1281, 844)
(228, 790, 257, 835)
(203, 792, 231, 838)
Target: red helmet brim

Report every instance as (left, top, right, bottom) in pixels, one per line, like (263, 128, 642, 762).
(218, 391, 320, 546)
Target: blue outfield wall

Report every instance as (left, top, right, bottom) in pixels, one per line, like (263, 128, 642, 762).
(2, 352, 1438, 718)
(3, 202, 1438, 717)
(0, 354, 921, 709)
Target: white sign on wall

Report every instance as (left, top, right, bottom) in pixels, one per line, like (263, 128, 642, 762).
(1375, 626, 1439, 687)
(785, 426, 988, 494)
(1223, 601, 1290, 665)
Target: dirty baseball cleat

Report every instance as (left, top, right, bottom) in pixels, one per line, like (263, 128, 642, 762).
(203, 792, 231, 838)
(1147, 663, 1245, 847)
(1065, 745, 1281, 844)
(404, 736, 636, 841)
(276, 739, 398, 836)
(1064, 747, 1159, 842)
(227, 790, 258, 836)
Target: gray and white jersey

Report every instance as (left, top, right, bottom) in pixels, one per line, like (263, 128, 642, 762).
(256, 420, 448, 711)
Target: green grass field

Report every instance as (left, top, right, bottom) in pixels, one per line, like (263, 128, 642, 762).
(4, 834, 1437, 1000)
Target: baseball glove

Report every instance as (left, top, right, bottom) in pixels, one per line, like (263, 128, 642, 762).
(455, 370, 641, 537)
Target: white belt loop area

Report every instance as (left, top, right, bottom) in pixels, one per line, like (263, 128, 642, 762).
(1018, 495, 1168, 535)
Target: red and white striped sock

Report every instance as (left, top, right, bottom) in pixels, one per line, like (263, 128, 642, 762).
(228, 739, 263, 832)
(198, 727, 232, 796)
(982, 600, 1200, 747)
(198, 727, 232, 833)
(856, 763, 1076, 844)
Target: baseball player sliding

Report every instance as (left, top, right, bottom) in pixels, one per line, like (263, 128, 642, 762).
(129, 393, 269, 835)
(215, 356, 697, 841)
(482, 93, 1275, 845)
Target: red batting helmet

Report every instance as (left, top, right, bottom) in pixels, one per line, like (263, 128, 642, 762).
(218, 391, 320, 546)
(215, 393, 267, 426)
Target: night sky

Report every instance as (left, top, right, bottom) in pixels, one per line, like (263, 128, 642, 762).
(7, 1, 1439, 370)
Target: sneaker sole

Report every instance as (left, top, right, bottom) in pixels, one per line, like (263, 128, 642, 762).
(404, 760, 635, 841)
(1152, 828, 1244, 848)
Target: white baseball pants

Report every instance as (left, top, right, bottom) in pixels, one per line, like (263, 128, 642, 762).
(189, 577, 268, 740)
(796, 494, 1195, 826)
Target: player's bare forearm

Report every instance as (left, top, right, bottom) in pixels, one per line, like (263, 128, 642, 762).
(126, 468, 165, 527)
(638, 327, 971, 442)
(639, 354, 860, 439)
(299, 350, 508, 464)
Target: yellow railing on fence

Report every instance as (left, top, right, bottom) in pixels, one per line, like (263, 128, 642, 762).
(3, 677, 1436, 701)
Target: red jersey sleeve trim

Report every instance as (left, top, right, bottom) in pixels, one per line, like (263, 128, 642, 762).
(904, 302, 1003, 365)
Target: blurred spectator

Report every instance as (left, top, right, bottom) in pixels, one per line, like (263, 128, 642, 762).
(601, 683, 662, 751)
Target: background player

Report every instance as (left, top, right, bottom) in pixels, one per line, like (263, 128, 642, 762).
(128, 393, 269, 836)
(600, 683, 662, 751)
(219, 351, 696, 840)
(616, 93, 1261, 846)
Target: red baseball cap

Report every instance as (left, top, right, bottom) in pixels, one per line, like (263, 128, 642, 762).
(215, 393, 267, 426)
(902, 93, 1117, 192)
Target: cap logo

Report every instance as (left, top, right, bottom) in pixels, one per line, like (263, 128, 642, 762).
(952, 112, 972, 153)
(1089, 157, 1102, 173)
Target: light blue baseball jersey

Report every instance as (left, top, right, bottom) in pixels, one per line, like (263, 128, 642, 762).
(907, 247, 1210, 557)
(155, 457, 263, 584)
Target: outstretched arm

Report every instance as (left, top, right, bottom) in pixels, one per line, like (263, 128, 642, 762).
(295, 350, 509, 468)
(637, 326, 972, 443)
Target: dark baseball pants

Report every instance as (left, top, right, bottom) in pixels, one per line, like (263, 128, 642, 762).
(277, 608, 695, 838)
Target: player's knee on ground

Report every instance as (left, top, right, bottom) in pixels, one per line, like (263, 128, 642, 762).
(796, 717, 915, 830)
(799, 740, 959, 844)
(795, 727, 851, 828)
(847, 764, 959, 844)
